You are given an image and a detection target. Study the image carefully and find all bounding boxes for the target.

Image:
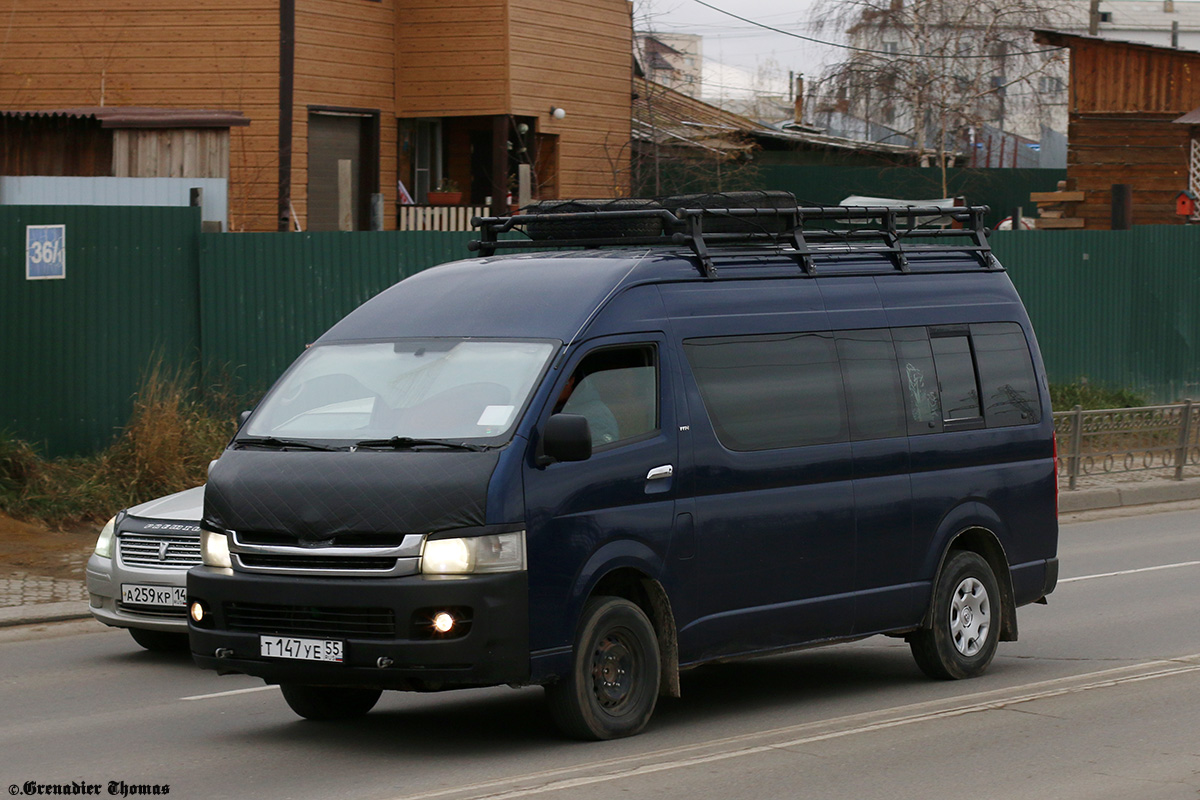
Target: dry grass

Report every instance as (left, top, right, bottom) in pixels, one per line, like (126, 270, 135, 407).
(0, 360, 238, 529)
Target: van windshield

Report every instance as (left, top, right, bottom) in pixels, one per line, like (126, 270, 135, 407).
(243, 339, 557, 444)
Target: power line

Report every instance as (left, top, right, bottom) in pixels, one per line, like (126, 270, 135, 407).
(690, 0, 1065, 59)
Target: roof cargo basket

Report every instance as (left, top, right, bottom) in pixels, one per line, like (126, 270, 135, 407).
(469, 192, 997, 278)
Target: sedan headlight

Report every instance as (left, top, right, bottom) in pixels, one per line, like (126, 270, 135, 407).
(94, 516, 117, 558)
(422, 531, 525, 575)
(201, 530, 232, 568)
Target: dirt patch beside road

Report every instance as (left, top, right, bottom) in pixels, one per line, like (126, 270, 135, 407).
(0, 513, 95, 582)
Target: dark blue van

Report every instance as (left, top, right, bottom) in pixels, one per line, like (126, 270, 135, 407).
(188, 196, 1059, 739)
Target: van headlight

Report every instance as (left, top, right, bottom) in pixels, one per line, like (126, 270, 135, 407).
(94, 516, 117, 559)
(201, 530, 232, 568)
(422, 531, 525, 575)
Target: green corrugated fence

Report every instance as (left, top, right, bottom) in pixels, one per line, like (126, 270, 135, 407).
(993, 227, 1200, 401)
(6, 204, 1200, 456)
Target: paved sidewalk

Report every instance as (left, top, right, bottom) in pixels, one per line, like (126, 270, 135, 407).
(3, 473, 1200, 630)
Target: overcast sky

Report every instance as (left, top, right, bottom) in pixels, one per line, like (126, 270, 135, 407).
(635, 0, 841, 84)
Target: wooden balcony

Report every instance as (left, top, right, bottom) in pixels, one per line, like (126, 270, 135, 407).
(398, 204, 489, 232)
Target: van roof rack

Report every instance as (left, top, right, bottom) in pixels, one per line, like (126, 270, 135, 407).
(469, 199, 997, 278)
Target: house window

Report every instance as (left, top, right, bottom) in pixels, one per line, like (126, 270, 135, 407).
(882, 41, 900, 54)
(413, 119, 443, 203)
(1038, 76, 1065, 94)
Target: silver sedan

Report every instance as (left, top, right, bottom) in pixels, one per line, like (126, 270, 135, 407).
(85, 486, 204, 651)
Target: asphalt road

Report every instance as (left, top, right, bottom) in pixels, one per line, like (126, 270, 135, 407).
(2, 506, 1198, 800)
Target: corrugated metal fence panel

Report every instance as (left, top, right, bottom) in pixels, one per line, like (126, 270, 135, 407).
(0, 206, 200, 456)
(994, 227, 1200, 401)
(199, 230, 475, 395)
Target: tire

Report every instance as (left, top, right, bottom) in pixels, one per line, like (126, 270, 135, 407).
(910, 551, 1002, 680)
(128, 627, 189, 653)
(279, 684, 382, 721)
(545, 597, 661, 740)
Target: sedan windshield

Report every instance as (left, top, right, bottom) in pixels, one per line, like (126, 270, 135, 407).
(243, 339, 557, 444)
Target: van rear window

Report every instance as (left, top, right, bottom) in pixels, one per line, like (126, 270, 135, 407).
(972, 323, 1042, 427)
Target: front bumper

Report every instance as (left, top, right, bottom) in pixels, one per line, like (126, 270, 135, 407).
(188, 566, 530, 690)
(85, 553, 189, 633)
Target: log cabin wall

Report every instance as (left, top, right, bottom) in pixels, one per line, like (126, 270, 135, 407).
(0, 0, 279, 230)
(1039, 32, 1200, 227)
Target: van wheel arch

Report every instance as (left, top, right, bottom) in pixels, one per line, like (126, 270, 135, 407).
(922, 527, 1018, 643)
(587, 568, 681, 699)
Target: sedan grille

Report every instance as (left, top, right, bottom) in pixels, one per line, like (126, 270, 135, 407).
(118, 533, 202, 570)
(224, 602, 396, 639)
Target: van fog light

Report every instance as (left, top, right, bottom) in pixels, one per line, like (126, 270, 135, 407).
(189, 602, 206, 623)
(432, 612, 455, 633)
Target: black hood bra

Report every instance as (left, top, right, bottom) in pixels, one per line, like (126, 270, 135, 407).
(203, 449, 501, 540)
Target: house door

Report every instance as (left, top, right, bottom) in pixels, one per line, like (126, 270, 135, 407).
(308, 111, 377, 231)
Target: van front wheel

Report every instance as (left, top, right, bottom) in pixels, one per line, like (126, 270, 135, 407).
(910, 551, 1001, 680)
(545, 597, 661, 740)
(279, 684, 382, 721)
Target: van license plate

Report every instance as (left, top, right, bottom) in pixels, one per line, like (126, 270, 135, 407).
(259, 635, 344, 663)
(121, 584, 187, 607)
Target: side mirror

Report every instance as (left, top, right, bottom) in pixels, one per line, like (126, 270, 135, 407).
(540, 414, 592, 466)
(237, 409, 252, 428)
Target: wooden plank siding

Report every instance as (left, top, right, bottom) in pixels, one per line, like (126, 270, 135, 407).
(509, 0, 632, 197)
(294, 0, 398, 229)
(1068, 39, 1200, 114)
(395, 0, 510, 117)
(0, 0, 280, 230)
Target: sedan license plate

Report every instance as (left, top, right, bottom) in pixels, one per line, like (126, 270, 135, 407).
(260, 635, 344, 663)
(121, 583, 187, 607)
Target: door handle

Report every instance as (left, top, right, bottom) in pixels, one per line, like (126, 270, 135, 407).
(646, 464, 674, 481)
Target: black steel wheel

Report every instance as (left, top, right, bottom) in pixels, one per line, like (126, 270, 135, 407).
(910, 550, 1002, 680)
(128, 627, 189, 653)
(545, 596, 661, 740)
(279, 684, 383, 721)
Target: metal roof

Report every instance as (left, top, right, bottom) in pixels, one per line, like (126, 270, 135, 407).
(0, 107, 249, 128)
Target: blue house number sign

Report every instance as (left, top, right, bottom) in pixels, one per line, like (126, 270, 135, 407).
(26, 224, 66, 280)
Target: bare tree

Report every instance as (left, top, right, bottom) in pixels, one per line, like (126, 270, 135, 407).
(808, 0, 1072, 193)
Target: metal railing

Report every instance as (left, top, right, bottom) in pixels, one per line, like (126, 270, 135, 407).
(1053, 401, 1200, 489)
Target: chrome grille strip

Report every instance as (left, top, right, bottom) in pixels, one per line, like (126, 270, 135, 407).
(118, 533, 202, 570)
(228, 531, 423, 577)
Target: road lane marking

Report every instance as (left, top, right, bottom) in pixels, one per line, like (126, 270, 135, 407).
(180, 684, 278, 701)
(386, 653, 1200, 800)
(1060, 560, 1200, 584)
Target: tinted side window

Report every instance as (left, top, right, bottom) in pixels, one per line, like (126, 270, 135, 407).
(559, 346, 658, 448)
(836, 329, 906, 441)
(684, 333, 847, 451)
(972, 322, 1042, 427)
(892, 327, 942, 435)
(930, 334, 982, 421)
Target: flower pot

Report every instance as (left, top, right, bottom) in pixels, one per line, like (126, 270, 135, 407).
(426, 191, 463, 206)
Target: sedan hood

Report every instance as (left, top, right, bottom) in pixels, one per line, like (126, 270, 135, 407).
(127, 485, 205, 521)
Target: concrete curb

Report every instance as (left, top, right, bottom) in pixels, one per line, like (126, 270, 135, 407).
(1058, 479, 1200, 513)
(0, 601, 91, 628)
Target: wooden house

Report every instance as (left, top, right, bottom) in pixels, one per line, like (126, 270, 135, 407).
(0, 0, 632, 232)
(1033, 30, 1200, 228)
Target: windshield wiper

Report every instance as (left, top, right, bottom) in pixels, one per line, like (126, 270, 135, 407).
(233, 436, 343, 452)
(352, 436, 488, 452)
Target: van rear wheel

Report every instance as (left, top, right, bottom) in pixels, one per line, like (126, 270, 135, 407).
(910, 551, 1001, 680)
(545, 597, 661, 740)
(279, 684, 382, 721)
